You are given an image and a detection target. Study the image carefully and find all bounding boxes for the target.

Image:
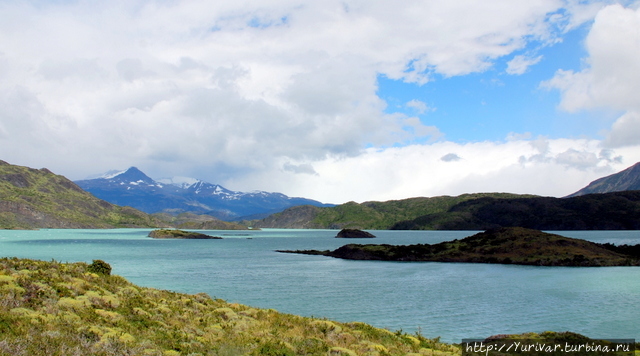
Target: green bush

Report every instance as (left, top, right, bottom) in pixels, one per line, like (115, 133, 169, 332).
(87, 260, 112, 276)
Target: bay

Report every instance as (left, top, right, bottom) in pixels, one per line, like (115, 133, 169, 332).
(0, 228, 638, 343)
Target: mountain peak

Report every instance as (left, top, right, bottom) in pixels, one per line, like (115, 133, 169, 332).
(75, 166, 332, 219)
(110, 167, 152, 181)
(157, 176, 201, 189)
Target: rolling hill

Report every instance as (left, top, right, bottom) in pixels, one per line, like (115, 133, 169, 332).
(254, 191, 640, 230)
(0, 160, 165, 229)
(253, 193, 536, 229)
(391, 190, 640, 230)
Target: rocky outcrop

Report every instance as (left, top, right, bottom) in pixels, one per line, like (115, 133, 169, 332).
(148, 229, 222, 239)
(280, 227, 640, 267)
(335, 228, 376, 238)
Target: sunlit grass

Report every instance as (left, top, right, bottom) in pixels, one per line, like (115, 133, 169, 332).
(0, 257, 459, 355)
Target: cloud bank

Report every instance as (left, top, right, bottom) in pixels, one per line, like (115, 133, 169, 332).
(1, 1, 639, 203)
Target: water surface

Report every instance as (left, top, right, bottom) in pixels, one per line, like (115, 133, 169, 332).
(1, 228, 638, 343)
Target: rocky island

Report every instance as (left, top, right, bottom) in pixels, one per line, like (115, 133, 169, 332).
(279, 227, 640, 266)
(336, 228, 376, 238)
(148, 229, 222, 239)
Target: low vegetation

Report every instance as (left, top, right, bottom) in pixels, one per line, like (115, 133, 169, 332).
(148, 229, 222, 239)
(391, 191, 640, 230)
(152, 212, 250, 230)
(0, 257, 460, 355)
(254, 191, 640, 230)
(0, 160, 165, 229)
(254, 193, 534, 229)
(280, 227, 640, 266)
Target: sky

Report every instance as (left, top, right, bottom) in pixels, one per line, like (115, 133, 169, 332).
(1, 0, 640, 204)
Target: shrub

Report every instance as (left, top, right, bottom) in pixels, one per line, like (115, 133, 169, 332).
(252, 340, 296, 356)
(87, 260, 111, 276)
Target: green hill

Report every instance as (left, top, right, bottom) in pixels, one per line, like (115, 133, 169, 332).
(391, 191, 640, 230)
(254, 193, 535, 229)
(0, 160, 165, 229)
(152, 212, 250, 230)
(0, 257, 458, 355)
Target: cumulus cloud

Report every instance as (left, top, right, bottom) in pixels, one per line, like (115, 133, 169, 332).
(441, 153, 462, 162)
(506, 54, 543, 75)
(603, 111, 640, 148)
(229, 138, 640, 203)
(0, 0, 633, 203)
(406, 99, 432, 114)
(543, 4, 640, 147)
(283, 162, 318, 175)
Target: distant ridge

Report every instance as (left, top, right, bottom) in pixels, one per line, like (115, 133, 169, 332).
(75, 167, 333, 221)
(567, 162, 640, 197)
(254, 191, 640, 230)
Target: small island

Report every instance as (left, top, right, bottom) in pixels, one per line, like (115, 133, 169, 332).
(279, 227, 640, 267)
(336, 228, 376, 238)
(148, 229, 222, 239)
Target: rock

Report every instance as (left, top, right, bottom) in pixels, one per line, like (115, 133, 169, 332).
(148, 229, 222, 239)
(335, 228, 375, 238)
(283, 227, 640, 266)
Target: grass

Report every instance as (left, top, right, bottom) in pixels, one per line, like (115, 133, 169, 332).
(0, 257, 459, 355)
(0, 161, 164, 229)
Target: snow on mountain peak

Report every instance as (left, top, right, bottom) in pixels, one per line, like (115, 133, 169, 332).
(157, 176, 201, 189)
(85, 169, 127, 180)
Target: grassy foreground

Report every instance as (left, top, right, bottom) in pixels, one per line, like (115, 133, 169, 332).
(0, 257, 458, 356)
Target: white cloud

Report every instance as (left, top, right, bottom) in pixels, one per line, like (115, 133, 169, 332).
(543, 4, 640, 147)
(506, 54, 543, 75)
(406, 99, 432, 114)
(603, 111, 640, 148)
(0, 0, 627, 203)
(227, 137, 640, 203)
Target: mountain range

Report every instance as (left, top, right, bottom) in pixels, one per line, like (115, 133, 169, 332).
(2, 158, 639, 230)
(74, 167, 333, 221)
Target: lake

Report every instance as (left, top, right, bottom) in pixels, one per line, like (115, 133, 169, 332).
(0, 228, 638, 343)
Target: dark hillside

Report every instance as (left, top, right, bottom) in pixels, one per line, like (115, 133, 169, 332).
(568, 162, 640, 197)
(254, 193, 536, 229)
(391, 191, 640, 230)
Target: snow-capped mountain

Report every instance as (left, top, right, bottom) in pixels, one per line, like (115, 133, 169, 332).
(75, 167, 333, 220)
(156, 176, 200, 189)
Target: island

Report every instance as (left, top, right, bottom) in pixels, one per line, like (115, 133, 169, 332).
(279, 227, 640, 266)
(336, 228, 376, 238)
(148, 229, 222, 239)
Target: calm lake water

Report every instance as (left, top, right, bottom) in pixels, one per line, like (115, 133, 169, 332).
(1, 228, 639, 343)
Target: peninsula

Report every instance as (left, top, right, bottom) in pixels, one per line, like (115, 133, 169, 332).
(148, 229, 222, 239)
(279, 227, 640, 266)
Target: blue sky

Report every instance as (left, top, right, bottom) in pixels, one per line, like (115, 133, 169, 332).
(378, 25, 609, 144)
(1, 1, 639, 203)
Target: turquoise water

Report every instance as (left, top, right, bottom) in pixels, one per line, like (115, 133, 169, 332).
(1, 228, 639, 343)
